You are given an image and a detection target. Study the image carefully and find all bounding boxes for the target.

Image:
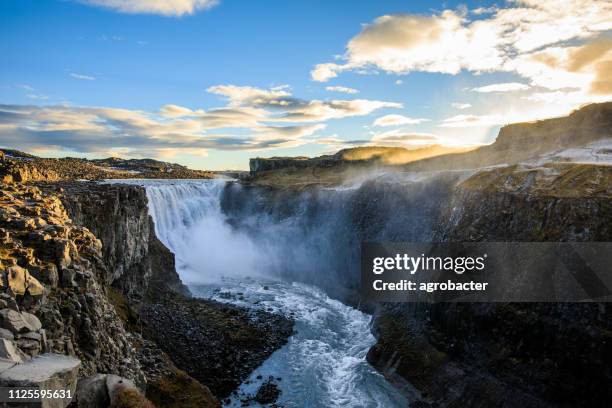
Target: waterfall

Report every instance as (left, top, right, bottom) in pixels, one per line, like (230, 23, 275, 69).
(114, 171, 465, 298)
(110, 177, 451, 407)
(116, 179, 277, 284)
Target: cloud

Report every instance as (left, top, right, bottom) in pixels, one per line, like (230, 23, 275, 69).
(311, 63, 344, 82)
(325, 86, 359, 94)
(0, 104, 323, 158)
(77, 0, 218, 16)
(208, 84, 401, 123)
(439, 114, 505, 128)
(509, 37, 612, 93)
(471, 82, 530, 93)
(0, 85, 400, 158)
(373, 114, 429, 127)
(207, 84, 292, 107)
(311, 0, 612, 98)
(370, 129, 439, 146)
(311, 10, 504, 81)
(26, 94, 50, 100)
(452, 102, 472, 109)
(70, 73, 96, 81)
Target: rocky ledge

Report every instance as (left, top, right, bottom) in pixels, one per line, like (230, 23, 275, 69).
(0, 165, 293, 406)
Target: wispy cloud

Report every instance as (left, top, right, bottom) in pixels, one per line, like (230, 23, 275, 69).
(207, 84, 401, 123)
(77, 0, 219, 17)
(373, 114, 429, 127)
(471, 82, 530, 93)
(370, 129, 439, 146)
(0, 84, 401, 158)
(452, 102, 472, 109)
(26, 94, 49, 100)
(70, 72, 96, 81)
(325, 86, 359, 94)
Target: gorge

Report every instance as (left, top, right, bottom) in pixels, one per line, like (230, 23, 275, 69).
(0, 102, 611, 407)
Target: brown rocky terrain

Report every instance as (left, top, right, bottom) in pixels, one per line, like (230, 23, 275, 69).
(247, 145, 472, 189)
(0, 149, 215, 183)
(0, 153, 293, 407)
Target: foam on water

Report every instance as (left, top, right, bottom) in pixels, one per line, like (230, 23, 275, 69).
(193, 279, 406, 407)
(114, 179, 407, 407)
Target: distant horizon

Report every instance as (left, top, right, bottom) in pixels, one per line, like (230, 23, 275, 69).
(1, 0, 611, 170)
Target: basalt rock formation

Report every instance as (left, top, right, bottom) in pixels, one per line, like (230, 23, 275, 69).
(236, 102, 612, 407)
(0, 155, 293, 407)
(367, 166, 612, 407)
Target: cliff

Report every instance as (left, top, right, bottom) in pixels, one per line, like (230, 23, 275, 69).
(247, 102, 612, 189)
(367, 163, 612, 407)
(404, 101, 612, 172)
(0, 183, 146, 386)
(53, 182, 188, 301)
(248, 145, 471, 188)
(0, 159, 293, 406)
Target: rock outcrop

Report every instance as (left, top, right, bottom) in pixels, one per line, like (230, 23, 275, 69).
(0, 182, 145, 384)
(405, 101, 612, 172)
(0, 353, 80, 408)
(247, 102, 612, 188)
(367, 163, 612, 408)
(49, 182, 188, 302)
(0, 149, 214, 182)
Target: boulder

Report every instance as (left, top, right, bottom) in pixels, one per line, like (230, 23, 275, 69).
(106, 374, 138, 405)
(6, 265, 44, 297)
(76, 373, 141, 408)
(0, 309, 42, 333)
(0, 328, 14, 341)
(0, 293, 19, 311)
(0, 353, 80, 408)
(0, 338, 27, 362)
(76, 374, 110, 408)
(21, 312, 42, 332)
(0, 309, 28, 333)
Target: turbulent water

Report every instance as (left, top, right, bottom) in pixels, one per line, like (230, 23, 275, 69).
(116, 178, 409, 407)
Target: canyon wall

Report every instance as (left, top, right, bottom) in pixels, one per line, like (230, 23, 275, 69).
(367, 164, 612, 408)
(56, 182, 188, 302)
(219, 161, 612, 408)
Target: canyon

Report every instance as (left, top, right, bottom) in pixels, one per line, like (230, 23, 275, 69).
(0, 101, 610, 407)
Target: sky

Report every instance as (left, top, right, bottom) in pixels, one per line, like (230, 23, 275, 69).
(0, 0, 611, 170)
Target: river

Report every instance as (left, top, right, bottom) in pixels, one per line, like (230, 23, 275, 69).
(118, 179, 408, 407)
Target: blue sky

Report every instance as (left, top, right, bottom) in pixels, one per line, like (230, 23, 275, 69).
(1, 0, 610, 169)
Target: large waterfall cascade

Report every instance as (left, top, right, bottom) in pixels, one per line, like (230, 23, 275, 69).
(113, 178, 426, 407)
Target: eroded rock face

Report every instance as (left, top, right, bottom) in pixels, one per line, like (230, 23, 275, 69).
(0, 183, 145, 382)
(368, 164, 612, 408)
(0, 170, 289, 406)
(54, 182, 188, 302)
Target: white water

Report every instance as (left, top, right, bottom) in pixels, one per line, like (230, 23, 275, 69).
(114, 179, 407, 407)
(127, 179, 276, 284)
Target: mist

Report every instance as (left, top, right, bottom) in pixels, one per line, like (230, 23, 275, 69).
(136, 171, 466, 300)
